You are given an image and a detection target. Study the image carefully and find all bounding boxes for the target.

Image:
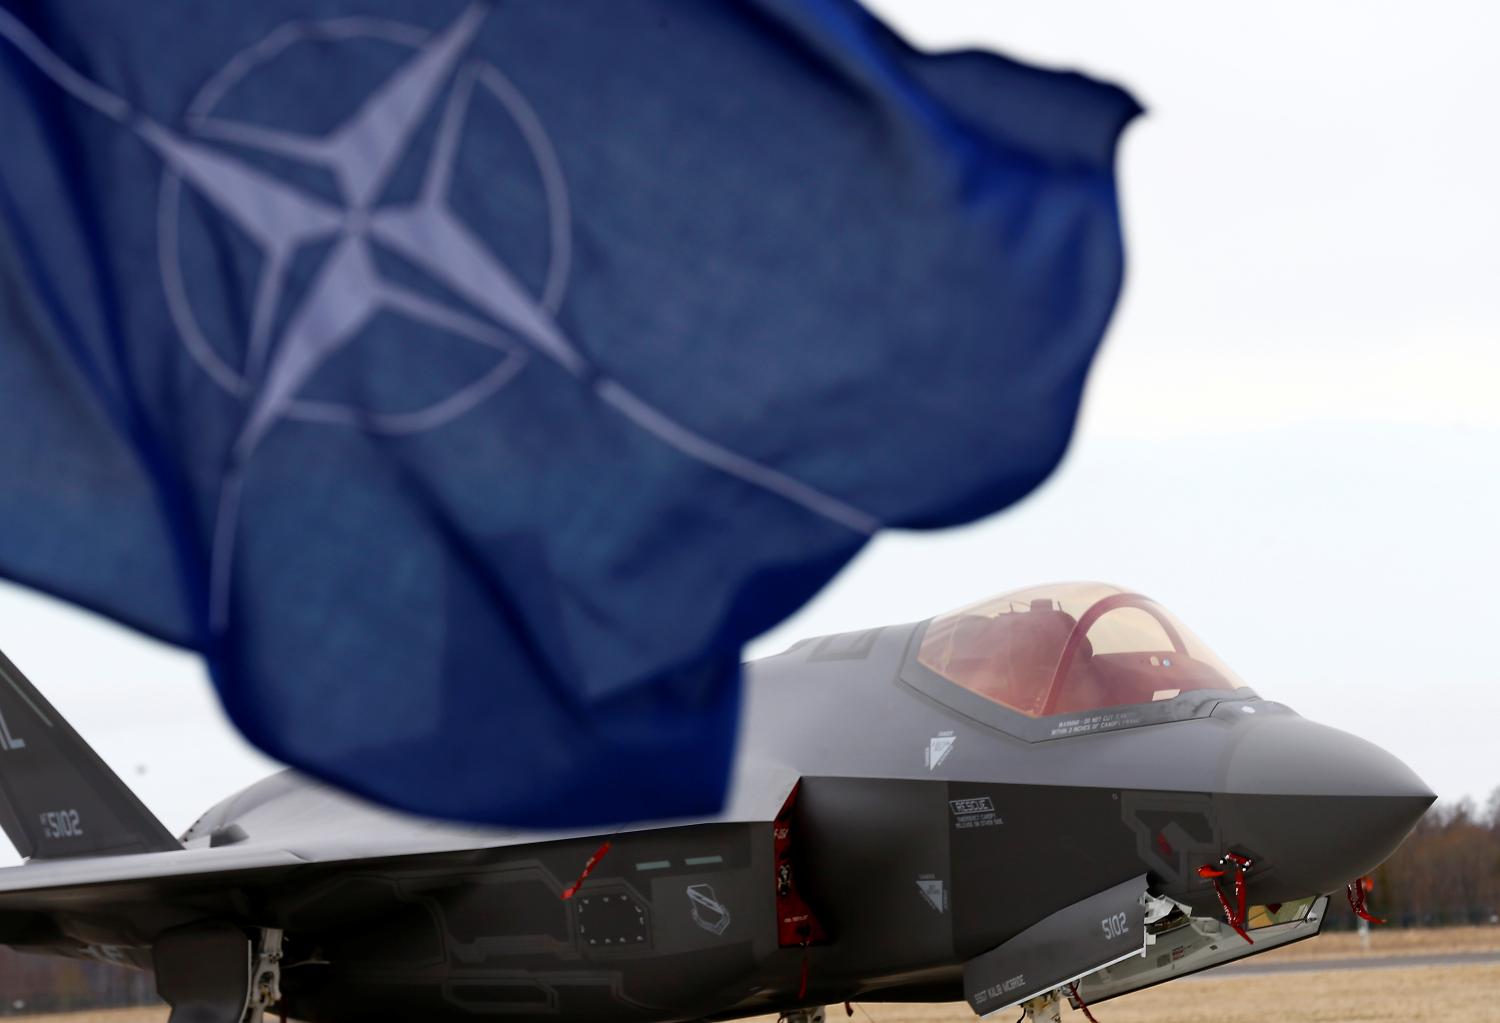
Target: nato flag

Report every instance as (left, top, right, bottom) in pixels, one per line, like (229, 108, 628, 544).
(0, 1, 1138, 825)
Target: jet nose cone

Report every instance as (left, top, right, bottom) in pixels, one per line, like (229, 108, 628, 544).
(1216, 707, 1435, 900)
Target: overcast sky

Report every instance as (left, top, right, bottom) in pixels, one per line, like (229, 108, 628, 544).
(0, 2, 1496, 867)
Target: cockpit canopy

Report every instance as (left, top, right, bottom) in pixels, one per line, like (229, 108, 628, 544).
(916, 582, 1247, 720)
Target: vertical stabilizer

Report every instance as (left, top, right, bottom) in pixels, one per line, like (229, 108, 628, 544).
(0, 648, 180, 859)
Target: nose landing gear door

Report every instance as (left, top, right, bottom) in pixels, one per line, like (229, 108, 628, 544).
(962, 874, 1148, 1018)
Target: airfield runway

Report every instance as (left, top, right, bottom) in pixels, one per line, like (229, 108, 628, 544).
(1214, 948, 1500, 975)
(11, 929, 1499, 1023)
(842, 929, 1500, 1023)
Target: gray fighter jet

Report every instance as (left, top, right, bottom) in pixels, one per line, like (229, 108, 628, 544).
(0, 582, 1432, 1023)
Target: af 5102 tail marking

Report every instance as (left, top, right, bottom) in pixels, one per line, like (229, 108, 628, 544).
(0, 650, 180, 860)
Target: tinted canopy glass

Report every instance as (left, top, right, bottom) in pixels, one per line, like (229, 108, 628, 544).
(916, 582, 1246, 719)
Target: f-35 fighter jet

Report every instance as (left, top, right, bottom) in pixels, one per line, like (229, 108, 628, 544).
(0, 582, 1432, 1023)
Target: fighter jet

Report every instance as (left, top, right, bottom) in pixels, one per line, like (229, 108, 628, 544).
(0, 582, 1433, 1023)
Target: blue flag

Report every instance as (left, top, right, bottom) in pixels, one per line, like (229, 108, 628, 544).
(0, 1, 1138, 825)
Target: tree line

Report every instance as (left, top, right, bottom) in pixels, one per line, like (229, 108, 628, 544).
(0, 950, 155, 1016)
(1360, 786, 1500, 928)
(1, 791, 1497, 1011)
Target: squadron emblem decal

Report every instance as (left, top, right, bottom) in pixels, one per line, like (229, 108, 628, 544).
(687, 883, 732, 936)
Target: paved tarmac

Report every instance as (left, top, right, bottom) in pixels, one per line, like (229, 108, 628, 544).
(1211, 950, 1500, 976)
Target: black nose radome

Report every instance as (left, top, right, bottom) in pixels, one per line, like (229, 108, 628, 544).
(1214, 712, 1435, 902)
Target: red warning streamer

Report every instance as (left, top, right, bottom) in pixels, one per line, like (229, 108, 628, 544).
(1198, 851, 1254, 944)
(1346, 875, 1386, 925)
(560, 839, 612, 901)
(1067, 983, 1101, 1023)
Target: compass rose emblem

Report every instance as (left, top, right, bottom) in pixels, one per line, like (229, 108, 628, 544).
(0, 4, 878, 625)
(152, 6, 578, 457)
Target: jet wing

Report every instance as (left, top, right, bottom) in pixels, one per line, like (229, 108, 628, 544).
(0, 845, 306, 904)
(0, 640, 798, 917)
(0, 747, 798, 917)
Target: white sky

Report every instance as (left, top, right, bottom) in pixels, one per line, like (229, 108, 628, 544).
(1, 2, 1496, 867)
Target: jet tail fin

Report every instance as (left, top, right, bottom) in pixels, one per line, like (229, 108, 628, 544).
(0, 648, 181, 859)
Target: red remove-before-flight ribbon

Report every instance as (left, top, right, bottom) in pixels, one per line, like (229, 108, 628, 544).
(560, 839, 612, 900)
(1198, 851, 1254, 944)
(1346, 875, 1386, 924)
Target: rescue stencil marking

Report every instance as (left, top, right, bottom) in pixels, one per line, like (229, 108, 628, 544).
(949, 796, 1002, 830)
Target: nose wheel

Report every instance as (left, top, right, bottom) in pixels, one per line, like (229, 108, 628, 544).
(779, 1008, 826, 1023)
(1020, 991, 1064, 1023)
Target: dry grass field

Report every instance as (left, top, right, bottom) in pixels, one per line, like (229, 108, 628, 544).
(11, 929, 1500, 1023)
(6, 1015, 164, 1023)
(845, 964, 1500, 1022)
(1248, 924, 1500, 962)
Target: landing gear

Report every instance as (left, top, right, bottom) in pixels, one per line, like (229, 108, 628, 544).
(245, 928, 284, 1023)
(779, 1007, 826, 1023)
(1020, 991, 1063, 1023)
(154, 923, 284, 1023)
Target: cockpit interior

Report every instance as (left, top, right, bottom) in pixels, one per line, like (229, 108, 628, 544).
(916, 582, 1248, 720)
